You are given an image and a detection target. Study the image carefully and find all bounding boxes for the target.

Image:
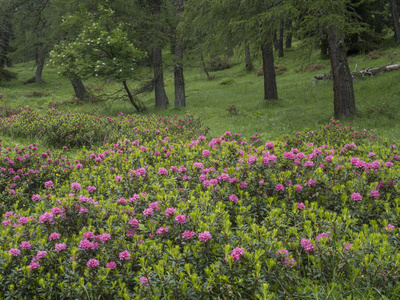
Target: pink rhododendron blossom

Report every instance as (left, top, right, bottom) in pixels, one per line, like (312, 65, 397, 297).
(229, 194, 238, 203)
(49, 232, 61, 241)
(315, 232, 330, 241)
(71, 182, 81, 191)
(39, 212, 53, 224)
(387, 224, 395, 231)
(156, 227, 169, 235)
(117, 198, 127, 204)
(139, 277, 149, 285)
(99, 233, 111, 243)
(106, 262, 116, 269)
(307, 179, 316, 186)
(32, 194, 41, 201)
(119, 250, 131, 260)
(351, 193, 362, 201)
(87, 259, 100, 268)
(275, 184, 284, 191)
(158, 168, 168, 175)
(143, 208, 154, 216)
(114, 176, 122, 182)
(129, 218, 139, 228)
(165, 208, 176, 216)
(44, 181, 54, 189)
(301, 239, 314, 252)
(231, 247, 245, 261)
(20, 241, 32, 249)
(295, 184, 303, 192)
(30, 262, 40, 270)
(182, 230, 195, 239)
(297, 202, 306, 210)
(344, 244, 353, 251)
(202, 150, 210, 157)
(9, 248, 20, 256)
(370, 190, 379, 198)
(149, 202, 159, 210)
(198, 231, 212, 242)
(175, 214, 187, 224)
(55, 243, 66, 252)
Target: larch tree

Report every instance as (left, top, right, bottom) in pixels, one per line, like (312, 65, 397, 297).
(173, 0, 186, 107)
(298, 0, 359, 119)
(390, 0, 400, 43)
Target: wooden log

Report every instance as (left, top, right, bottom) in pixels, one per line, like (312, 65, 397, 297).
(313, 63, 400, 84)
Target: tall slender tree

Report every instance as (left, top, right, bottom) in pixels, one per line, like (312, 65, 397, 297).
(152, 0, 169, 108)
(298, 0, 358, 118)
(390, 0, 400, 43)
(173, 0, 186, 107)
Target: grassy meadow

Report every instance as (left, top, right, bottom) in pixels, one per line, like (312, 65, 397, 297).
(1, 40, 400, 145)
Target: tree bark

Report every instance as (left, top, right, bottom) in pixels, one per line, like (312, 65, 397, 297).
(278, 20, 284, 58)
(327, 27, 355, 119)
(200, 53, 211, 80)
(152, 0, 169, 108)
(285, 20, 292, 49)
(245, 44, 254, 71)
(390, 0, 400, 43)
(70, 78, 88, 101)
(321, 35, 329, 56)
(174, 0, 185, 107)
(123, 80, 141, 112)
(34, 55, 45, 84)
(261, 41, 278, 100)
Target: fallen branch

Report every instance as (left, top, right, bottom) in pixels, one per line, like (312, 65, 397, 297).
(312, 62, 400, 84)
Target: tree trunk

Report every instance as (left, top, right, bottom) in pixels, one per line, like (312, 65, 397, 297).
(245, 44, 254, 71)
(321, 35, 329, 56)
(261, 41, 278, 100)
(123, 80, 141, 112)
(34, 55, 45, 84)
(390, 0, 400, 43)
(174, 0, 185, 107)
(327, 27, 355, 119)
(200, 53, 211, 80)
(152, 0, 169, 108)
(278, 20, 284, 58)
(273, 32, 279, 51)
(70, 78, 88, 101)
(227, 48, 234, 58)
(285, 20, 292, 48)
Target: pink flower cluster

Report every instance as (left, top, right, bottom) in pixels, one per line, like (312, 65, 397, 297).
(301, 238, 315, 253)
(230, 247, 245, 261)
(119, 250, 131, 260)
(198, 231, 212, 242)
(182, 230, 195, 239)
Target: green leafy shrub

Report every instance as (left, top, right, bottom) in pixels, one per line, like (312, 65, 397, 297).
(256, 64, 287, 76)
(294, 63, 326, 72)
(0, 104, 31, 118)
(206, 56, 232, 71)
(0, 109, 209, 149)
(0, 117, 399, 299)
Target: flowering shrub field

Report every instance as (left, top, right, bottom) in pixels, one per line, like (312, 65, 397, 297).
(0, 115, 399, 299)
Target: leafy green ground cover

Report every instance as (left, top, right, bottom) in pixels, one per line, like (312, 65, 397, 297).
(0, 111, 399, 299)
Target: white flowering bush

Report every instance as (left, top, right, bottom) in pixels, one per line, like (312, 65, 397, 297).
(0, 118, 399, 299)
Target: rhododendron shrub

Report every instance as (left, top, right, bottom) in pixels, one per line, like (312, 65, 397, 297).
(0, 118, 399, 299)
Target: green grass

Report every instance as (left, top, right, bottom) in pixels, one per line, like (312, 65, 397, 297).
(1, 39, 400, 143)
